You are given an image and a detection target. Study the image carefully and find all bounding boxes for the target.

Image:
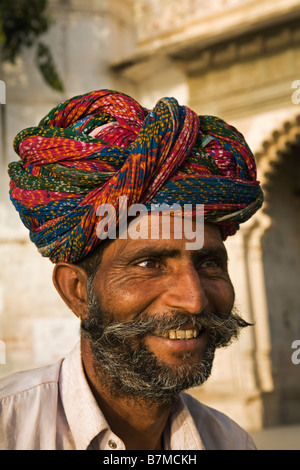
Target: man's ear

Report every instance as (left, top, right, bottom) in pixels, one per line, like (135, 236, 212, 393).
(52, 262, 89, 320)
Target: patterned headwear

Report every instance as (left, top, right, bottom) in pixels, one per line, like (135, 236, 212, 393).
(8, 89, 263, 263)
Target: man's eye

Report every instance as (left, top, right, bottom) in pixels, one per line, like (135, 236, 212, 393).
(202, 259, 218, 268)
(137, 259, 160, 269)
(200, 258, 224, 271)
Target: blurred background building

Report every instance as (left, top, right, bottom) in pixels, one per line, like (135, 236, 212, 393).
(0, 0, 300, 448)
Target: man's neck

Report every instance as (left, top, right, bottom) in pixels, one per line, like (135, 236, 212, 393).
(81, 341, 172, 450)
(91, 387, 171, 450)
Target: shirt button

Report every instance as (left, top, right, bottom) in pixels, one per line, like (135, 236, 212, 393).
(108, 439, 117, 449)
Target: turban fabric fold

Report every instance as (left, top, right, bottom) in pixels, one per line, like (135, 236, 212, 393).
(8, 89, 264, 263)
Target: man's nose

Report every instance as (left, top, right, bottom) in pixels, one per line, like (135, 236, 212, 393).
(162, 265, 209, 315)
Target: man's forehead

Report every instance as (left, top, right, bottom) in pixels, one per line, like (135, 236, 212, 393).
(119, 213, 221, 238)
(119, 212, 196, 238)
(105, 215, 225, 260)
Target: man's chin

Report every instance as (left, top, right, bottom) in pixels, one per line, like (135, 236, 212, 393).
(91, 341, 216, 404)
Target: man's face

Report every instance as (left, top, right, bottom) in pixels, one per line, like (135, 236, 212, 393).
(81, 216, 248, 404)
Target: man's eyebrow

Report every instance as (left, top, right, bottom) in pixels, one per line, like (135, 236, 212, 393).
(193, 247, 228, 261)
(195, 246, 227, 258)
(119, 245, 228, 262)
(120, 247, 182, 261)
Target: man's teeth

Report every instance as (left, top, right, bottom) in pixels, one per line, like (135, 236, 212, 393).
(162, 328, 200, 340)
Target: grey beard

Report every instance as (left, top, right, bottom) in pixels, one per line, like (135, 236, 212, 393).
(81, 285, 251, 405)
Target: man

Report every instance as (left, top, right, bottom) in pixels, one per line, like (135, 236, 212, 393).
(0, 90, 263, 450)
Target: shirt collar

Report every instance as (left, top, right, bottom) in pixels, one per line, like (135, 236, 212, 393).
(166, 395, 205, 450)
(59, 342, 109, 450)
(59, 342, 205, 450)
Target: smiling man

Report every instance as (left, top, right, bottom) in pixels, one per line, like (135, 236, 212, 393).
(0, 90, 263, 450)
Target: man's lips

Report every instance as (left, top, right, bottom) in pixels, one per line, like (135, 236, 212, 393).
(160, 327, 202, 340)
(145, 327, 208, 357)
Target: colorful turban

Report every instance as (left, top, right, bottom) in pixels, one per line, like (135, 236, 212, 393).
(8, 89, 263, 263)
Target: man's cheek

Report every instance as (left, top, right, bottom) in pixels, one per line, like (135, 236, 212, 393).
(203, 279, 235, 313)
(105, 290, 154, 323)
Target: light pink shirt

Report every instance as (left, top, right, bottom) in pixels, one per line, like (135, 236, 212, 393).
(0, 343, 256, 450)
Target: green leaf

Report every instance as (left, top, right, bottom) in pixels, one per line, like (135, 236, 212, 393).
(35, 41, 64, 92)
